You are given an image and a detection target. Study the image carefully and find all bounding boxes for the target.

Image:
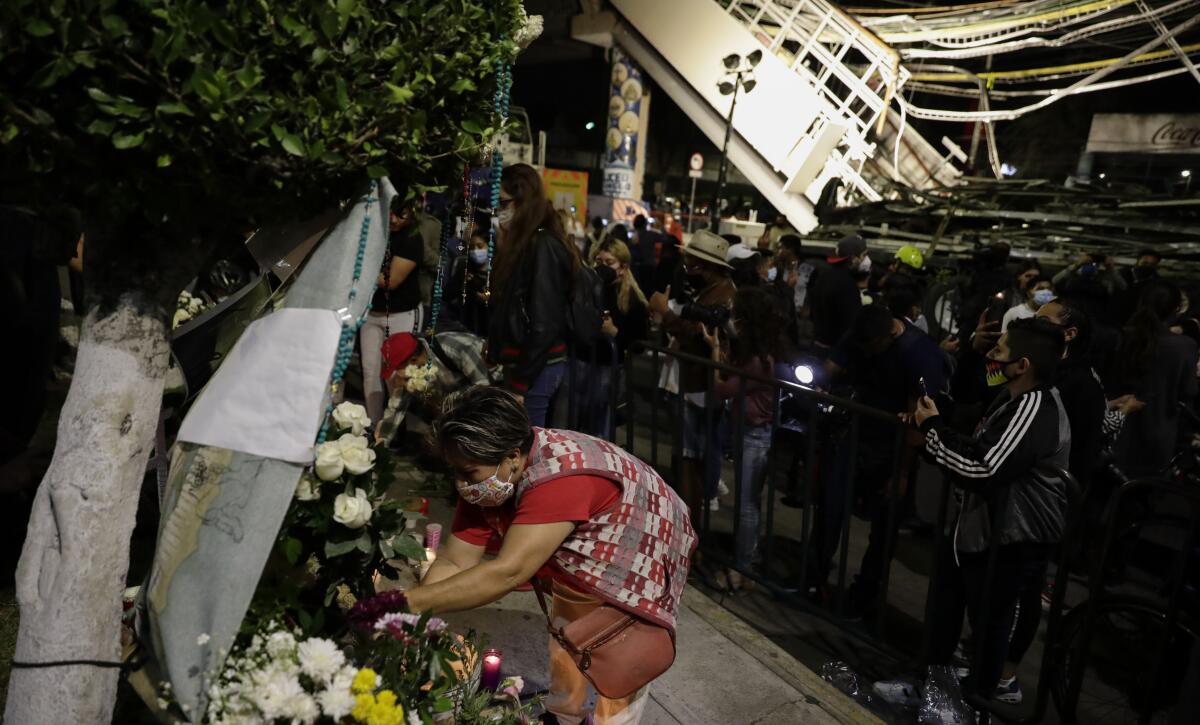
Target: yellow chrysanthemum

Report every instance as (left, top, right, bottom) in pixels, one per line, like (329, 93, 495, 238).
(366, 701, 405, 725)
(351, 693, 375, 721)
(352, 668, 378, 695)
(375, 690, 397, 708)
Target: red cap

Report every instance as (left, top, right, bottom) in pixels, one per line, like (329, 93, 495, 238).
(380, 333, 419, 381)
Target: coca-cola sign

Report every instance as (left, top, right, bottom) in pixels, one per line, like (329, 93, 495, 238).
(1086, 113, 1200, 155)
(1151, 120, 1200, 149)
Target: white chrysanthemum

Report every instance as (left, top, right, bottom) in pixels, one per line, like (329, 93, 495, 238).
(265, 630, 296, 658)
(408, 708, 423, 725)
(250, 668, 305, 721)
(317, 685, 357, 720)
(288, 692, 321, 725)
(297, 638, 345, 683)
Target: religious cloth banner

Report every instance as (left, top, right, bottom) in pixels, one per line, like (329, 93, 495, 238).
(136, 179, 396, 718)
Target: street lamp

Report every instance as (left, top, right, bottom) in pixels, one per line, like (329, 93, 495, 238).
(710, 49, 761, 230)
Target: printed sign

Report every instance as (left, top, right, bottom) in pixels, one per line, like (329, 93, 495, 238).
(1086, 113, 1200, 154)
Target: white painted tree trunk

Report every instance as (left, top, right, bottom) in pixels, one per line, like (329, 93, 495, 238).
(5, 299, 168, 724)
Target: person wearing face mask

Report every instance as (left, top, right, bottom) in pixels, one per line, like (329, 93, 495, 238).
(487, 163, 580, 427)
(810, 234, 869, 350)
(647, 230, 736, 518)
(406, 386, 696, 725)
(908, 317, 1070, 704)
(441, 222, 492, 336)
(568, 240, 648, 438)
(1001, 276, 1055, 332)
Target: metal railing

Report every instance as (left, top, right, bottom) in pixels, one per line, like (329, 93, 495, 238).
(556, 338, 1199, 723)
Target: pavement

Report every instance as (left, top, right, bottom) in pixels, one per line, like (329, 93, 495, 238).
(393, 455, 882, 725)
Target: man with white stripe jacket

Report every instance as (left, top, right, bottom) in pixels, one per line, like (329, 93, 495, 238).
(912, 317, 1071, 703)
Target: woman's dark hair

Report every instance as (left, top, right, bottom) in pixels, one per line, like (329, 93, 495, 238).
(1005, 318, 1067, 382)
(730, 287, 783, 365)
(491, 163, 577, 291)
(1118, 280, 1180, 383)
(730, 253, 763, 288)
(778, 234, 803, 257)
(609, 224, 630, 243)
(431, 386, 535, 463)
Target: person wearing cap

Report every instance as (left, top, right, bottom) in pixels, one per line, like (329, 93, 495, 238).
(648, 230, 736, 516)
(881, 245, 929, 334)
(376, 331, 491, 445)
(810, 234, 870, 350)
(726, 242, 772, 288)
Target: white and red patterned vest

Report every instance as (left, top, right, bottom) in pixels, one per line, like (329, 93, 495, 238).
(517, 428, 697, 632)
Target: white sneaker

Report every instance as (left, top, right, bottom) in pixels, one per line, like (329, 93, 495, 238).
(994, 676, 1023, 704)
(717, 479, 730, 497)
(708, 497, 720, 512)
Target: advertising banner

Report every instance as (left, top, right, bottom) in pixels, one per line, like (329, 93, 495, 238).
(542, 167, 589, 224)
(1086, 113, 1200, 154)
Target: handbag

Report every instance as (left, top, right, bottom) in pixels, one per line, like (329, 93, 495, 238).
(532, 579, 676, 700)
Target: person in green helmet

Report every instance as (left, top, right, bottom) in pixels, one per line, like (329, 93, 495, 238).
(881, 245, 929, 334)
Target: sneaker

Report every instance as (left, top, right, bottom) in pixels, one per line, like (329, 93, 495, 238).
(872, 680, 922, 708)
(994, 676, 1023, 704)
(717, 479, 730, 497)
(708, 497, 720, 512)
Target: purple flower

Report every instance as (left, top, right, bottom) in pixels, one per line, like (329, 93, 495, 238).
(347, 590, 409, 633)
(375, 612, 447, 639)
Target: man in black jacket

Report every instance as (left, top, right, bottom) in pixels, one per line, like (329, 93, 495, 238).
(913, 317, 1070, 703)
(810, 234, 869, 350)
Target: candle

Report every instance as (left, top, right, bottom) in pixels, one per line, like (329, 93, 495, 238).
(424, 523, 442, 552)
(419, 548, 437, 580)
(480, 648, 502, 690)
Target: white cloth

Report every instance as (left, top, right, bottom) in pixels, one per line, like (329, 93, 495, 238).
(1001, 303, 1036, 332)
(176, 308, 340, 463)
(360, 307, 423, 422)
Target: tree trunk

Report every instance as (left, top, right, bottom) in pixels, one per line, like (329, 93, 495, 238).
(5, 298, 167, 724)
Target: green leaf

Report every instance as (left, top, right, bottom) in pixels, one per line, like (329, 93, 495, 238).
(379, 537, 394, 560)
(0, 124, 18, 144)
(366, 164, 387, 178)
(24, 19, 54, 37)
(461, 119, 483, 135)
(281, 536, 302, 565)
(86, 87, 118, 104)
(84, 118, 115, 135)
(334, 77, 350, 110)
(156, 101, 193, 116)
(280, 133, 305, 156)
(354, 532, 373, 554)
(391, 533, 425, 561)
(157, 154, 172, 167)
(101, 14, 129, 36)
(450, 78, 475, 93)
(112, 131, 145, 149)
(385, 82, 414, 104)
(325, 538, 359, 558)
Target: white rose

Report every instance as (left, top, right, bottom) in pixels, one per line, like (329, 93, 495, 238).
(294, 473, 320, 501)
(332, 488, 372, 529)
(335, 434, 376, 475)
(313, 442, 344, 482)
(172, 309, 191, 328)
(331, 402, 372, 436)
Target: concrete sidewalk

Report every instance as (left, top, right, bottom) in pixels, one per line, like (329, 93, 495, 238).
(439, 585, 881, 725)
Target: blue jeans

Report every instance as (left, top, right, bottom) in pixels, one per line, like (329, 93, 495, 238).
(568, 360, 614, 439)
(524, 362, 566, 428)
(735, 425, 774, 568)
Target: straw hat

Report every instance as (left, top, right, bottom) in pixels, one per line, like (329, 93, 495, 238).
(683, 230, 733, 269)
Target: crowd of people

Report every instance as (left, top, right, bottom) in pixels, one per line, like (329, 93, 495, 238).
(364, 163, 1198, 713)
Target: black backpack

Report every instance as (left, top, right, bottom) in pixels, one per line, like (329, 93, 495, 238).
(567, 262, 606, 347)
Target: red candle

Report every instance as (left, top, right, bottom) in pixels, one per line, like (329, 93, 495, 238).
(480, 648, 502, 690)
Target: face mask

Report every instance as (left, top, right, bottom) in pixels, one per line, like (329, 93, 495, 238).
(1033, 289, 1055, 306)
(985, 358, 1017, 387)
(458, 461, 516, 507)
(595, 264, 618, 285)
(469, 249, 488, 266)
(766, 267, 778, 282)
(858, 255, 872, 273)
(497, 207, 515, 226)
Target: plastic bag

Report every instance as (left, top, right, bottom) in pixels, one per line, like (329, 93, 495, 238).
(918, 665, 975, 725)
(819, 661, 875, 708)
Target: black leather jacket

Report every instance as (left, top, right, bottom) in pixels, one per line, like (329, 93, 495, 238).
(487, 229, 571, 392)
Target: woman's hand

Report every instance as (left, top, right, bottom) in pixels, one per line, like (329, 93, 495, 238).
(972, 311, 1001, 354)
(701, 324, 720, 351)
(601, 316, 619, 338)
(1109, 394, 1146, 416)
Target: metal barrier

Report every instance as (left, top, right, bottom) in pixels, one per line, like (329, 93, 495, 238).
(557, 339, 1197, 723)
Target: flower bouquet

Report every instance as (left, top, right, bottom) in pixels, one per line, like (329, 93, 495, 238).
(258, 402, 426, 635)
(174, 289, 210, 328)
